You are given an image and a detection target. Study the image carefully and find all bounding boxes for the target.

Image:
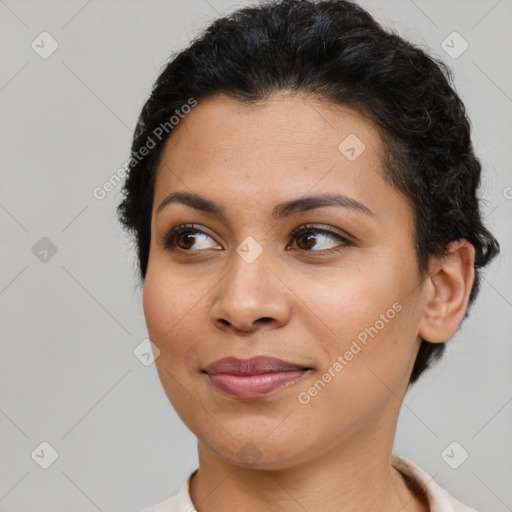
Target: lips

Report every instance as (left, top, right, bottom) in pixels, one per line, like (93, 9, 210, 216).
(204, 356, 311, 399)
(205, 356, 309, 375)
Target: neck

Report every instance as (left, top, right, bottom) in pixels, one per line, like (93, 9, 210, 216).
(189, 409, 427, 512)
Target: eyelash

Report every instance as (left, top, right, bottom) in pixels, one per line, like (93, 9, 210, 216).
(160, 223, 353, 255)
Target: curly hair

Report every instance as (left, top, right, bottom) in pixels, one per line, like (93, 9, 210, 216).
(117, 0, 500, 386)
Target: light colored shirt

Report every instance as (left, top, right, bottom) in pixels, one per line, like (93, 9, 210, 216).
(140, 453, 478, 511)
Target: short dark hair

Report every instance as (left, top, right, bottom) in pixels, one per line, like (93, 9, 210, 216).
(117, 0, 500, 385)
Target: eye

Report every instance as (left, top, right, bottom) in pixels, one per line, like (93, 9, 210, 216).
(288, 224, 352, 254)
(160, 223, 353, 254)
(161, 224, 220, 252)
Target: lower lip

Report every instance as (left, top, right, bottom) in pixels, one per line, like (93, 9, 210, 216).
(207, 370, 308, 399)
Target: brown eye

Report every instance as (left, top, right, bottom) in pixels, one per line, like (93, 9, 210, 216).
(289, 225, 353, 254)
(161, 223, 353, 255)
(296, 231, 317, 250)
(162, 224, 220, 252)
(175, 231, 197, 250)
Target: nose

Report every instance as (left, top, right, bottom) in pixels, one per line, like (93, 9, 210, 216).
(209, 249, 291, 334)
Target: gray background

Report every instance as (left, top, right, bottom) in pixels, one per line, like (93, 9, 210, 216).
(0, 0, 511, 511)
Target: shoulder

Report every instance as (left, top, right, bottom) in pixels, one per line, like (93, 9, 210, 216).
(392, 453, 479, 512)
(139, 459, 481, 512)
(138, 469, 197, 512)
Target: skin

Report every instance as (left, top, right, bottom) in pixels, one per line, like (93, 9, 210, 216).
(143, 93, 475, 511)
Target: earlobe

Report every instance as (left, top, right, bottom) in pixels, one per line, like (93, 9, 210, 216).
(418, 239, 476, 343)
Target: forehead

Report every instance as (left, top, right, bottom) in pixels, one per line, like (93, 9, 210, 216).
(159, 93, 383, 160)
(152, 93, 409, 227)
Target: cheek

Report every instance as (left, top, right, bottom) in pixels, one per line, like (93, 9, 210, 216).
(301, 261, 419, 381)
(291, 264, 398, 349)
(142, 269, 205, 412)
(142, 264, 218, 379)
(142, 267, 197, 350)
(143, 271, 172, 342)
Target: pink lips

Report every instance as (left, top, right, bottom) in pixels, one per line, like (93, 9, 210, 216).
(204, 356, 310, 399)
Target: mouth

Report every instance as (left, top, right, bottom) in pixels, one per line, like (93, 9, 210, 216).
(203, 356, 312, 399)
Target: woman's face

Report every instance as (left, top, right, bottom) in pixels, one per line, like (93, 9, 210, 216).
(143, 93, 430, 469)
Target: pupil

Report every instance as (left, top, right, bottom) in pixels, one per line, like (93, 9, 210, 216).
(179, 233, 195, 249)
(299, 232, 316, 250)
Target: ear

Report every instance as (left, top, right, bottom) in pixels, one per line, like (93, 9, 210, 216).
(418, 239, 476, 343)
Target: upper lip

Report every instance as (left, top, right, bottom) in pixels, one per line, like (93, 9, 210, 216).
(205, 356, 310, 375)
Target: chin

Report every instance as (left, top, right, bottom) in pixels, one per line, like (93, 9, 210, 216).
(200, 429, 312, 471)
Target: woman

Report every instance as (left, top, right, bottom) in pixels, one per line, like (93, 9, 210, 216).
(117, 1, 500, 510)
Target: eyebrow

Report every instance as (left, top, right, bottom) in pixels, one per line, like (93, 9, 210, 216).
(156, 191, 375, 220)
